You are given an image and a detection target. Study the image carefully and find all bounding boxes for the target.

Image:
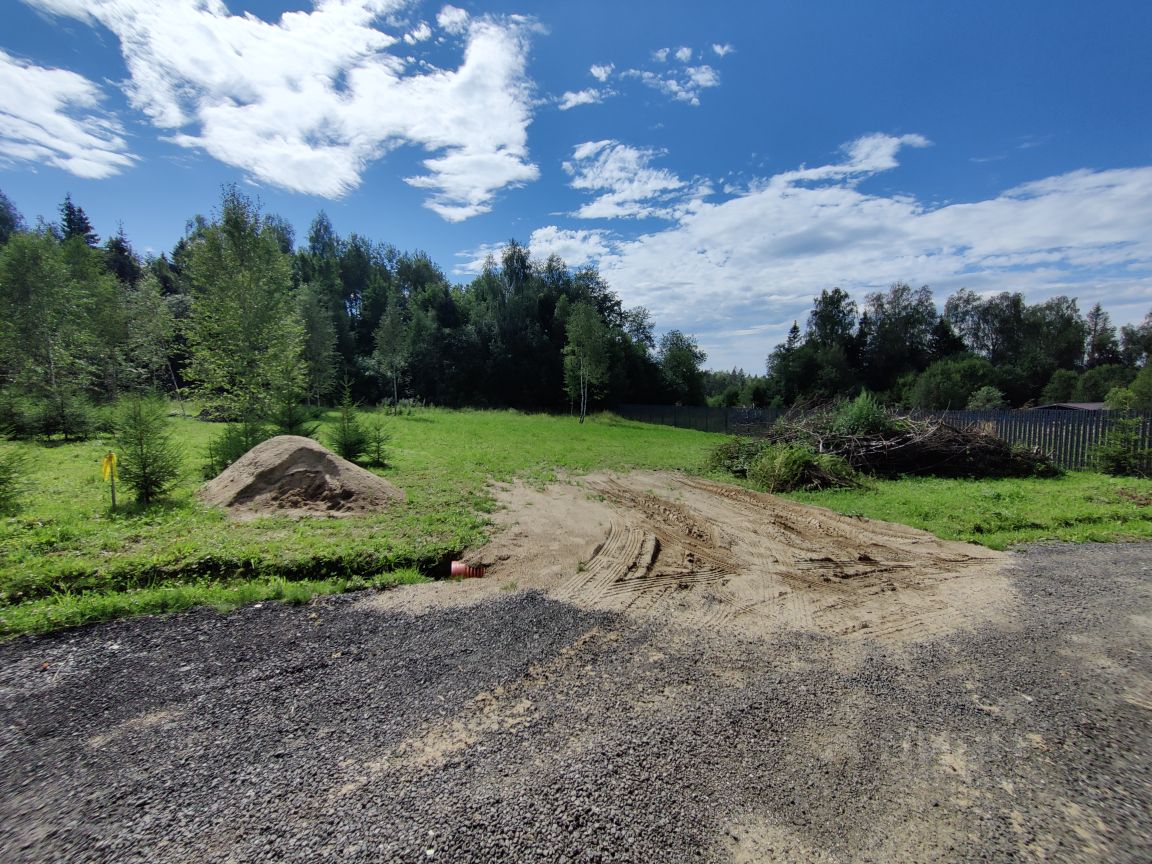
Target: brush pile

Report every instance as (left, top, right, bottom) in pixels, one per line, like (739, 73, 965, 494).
(767, 396, 1060, 479)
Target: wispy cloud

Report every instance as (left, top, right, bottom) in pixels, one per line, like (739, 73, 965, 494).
(0, 48, 134, 178)
(24, 0, 540, 220)
(712, 43, 734, 57)
(563, 140, 699, 220)
(674, 46, 692, 62)
(623, 65, 721, 107)
(557, 88, 608, 111)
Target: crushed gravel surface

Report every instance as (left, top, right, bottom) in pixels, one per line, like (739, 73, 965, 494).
(1, 542, 1150, 863)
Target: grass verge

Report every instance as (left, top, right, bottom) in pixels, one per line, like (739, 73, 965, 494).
(783, 472, 1152, 550)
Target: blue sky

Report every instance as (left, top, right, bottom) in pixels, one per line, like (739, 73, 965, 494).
(2, 0, 1151, 371)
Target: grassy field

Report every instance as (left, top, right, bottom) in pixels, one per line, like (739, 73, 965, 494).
(2, 408, 1151, 637)
(0, 409, 717, 636)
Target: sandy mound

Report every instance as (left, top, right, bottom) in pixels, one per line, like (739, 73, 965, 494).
(199, 435, 404, 517)
(361, 471, 1009, 643)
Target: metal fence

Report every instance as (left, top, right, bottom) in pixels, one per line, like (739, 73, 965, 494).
(616, 404, 1152, 470)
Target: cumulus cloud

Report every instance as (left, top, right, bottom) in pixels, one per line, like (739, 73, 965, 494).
(403, 21, 432, 44)
(589, 63, 614, 82)
(712, 43, 734, 57)
(558, 88, 607, 111)
(0, 49, 134, 178)
(563, 140, 697, 220)
(652, 48, 669, 63)
(674, 46, 692, 63)
(25, 0, 539, 219)
(436, 4, 469, 35)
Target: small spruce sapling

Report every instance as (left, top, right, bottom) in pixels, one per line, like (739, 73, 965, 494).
(115, 395, 184, 505)
(327, 380, 368, 462)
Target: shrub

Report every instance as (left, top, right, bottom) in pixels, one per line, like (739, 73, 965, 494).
(833, 392, 898, 437)
(707, 436, 766, 477)
(1091, 416, 1151, 477)
(115, 395, 185, 505)
(967, 385, 1006, 410)
(30, 390, 96, 440)
(747, 443, 859, 493)
(0, 444, 28, 515)
(327, 381, 368, 462)
(203, 416, 272, 479)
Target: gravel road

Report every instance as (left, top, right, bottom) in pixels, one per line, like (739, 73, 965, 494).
(1, 542, 1150, 863)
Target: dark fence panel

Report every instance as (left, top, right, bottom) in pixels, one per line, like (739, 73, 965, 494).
(616, 404, 1152, 471)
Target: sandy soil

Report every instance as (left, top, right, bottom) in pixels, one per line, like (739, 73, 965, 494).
(199, 435, 404, 518)
(361, 470, 1010, 642)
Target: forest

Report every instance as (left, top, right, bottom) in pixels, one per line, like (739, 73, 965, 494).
(0, 186, 709, 437)
(2, 184, 1151, 442)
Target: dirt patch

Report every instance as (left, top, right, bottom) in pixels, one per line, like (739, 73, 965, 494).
(362, 470, 1009, 641)
(198, 435, 404, 518)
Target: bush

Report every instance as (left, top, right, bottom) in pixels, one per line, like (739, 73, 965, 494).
(747, 443, 859, 493)
(327, 381, 368, 462)
(966, 385, 1006, 410)
(0, 444, 28, 515)
(833, 392, 898, 437)
(1091, 416, 1151, 477)
(203, 416, 272, 479)
(116, 395, 184, 505)
(707, 436, 766, 477)
(30, 390, 96, 440)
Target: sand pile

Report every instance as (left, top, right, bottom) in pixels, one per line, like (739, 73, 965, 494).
(199, 435, 404, 517)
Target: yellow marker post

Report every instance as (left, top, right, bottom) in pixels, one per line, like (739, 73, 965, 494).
(102, 451, 117, 510)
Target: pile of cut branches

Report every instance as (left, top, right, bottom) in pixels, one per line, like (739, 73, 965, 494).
(768, 398, 1059, 479)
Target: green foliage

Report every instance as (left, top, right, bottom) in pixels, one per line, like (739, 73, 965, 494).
(184, 186, 304, 419)
(30, 389, 96, 441)
(787, 472, 1152, 551)
(364, 411, 391, 468)
(327, 381, 368, 462)
(0, 445, 27, 515)
(707, 436, 766, 476)
(1090, 417, 1151, 477)
(115, 396, 184, 505)
(564, 301, 611, 422)
(203, 416, 272, 479)
(746, 442, 858, 493)
(909, 356, 996, 409)
(833, 391, 898, 437)
(966, 385, 1007, 410)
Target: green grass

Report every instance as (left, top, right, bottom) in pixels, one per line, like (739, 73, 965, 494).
(782, 472, 1152, 550)
(4, 408, 1151, 638)
(0, 409, 715, 637)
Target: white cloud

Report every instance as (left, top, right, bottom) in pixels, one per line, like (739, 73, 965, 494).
(595, 135, 1152, 368)
(0, 49, 134, 178)
(674, 46, 692, 63)
(624, 64, 721, 107)
(526, 226, 612, 268)
(454, 225, 612, 276)
(436, 4, 469, 35)
(589, 63, 614, 82)
(652, 48, 669, 63)
(712, 43, 734, 57)
(25, 0, 539, 220)
(558, 88, 607, 111)
(563, 140, 695, 220)
(463, 132, 1152, 370)
(403, 21, 432, 44)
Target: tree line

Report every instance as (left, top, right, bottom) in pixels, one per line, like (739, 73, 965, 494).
(705, 285, 1152, 411)
(0, 186, 710, 437)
